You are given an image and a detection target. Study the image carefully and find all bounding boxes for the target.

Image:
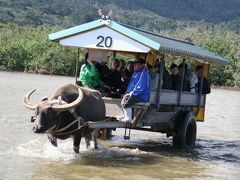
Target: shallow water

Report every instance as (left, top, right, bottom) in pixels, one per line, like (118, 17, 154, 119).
(0, 71, 239, 179)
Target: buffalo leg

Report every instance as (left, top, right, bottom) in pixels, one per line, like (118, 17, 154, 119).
(84, 134, 91, 149)
(84, 131, 98, 149)
(73, 136, 81, 153)
(92, 130, 98, 149)
(47, 133, 57, 147)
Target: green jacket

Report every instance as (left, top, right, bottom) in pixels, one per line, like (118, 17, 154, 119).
(79, 64, 103, 88)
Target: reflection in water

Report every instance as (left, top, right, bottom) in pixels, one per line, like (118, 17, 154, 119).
(0, 71, 240, 179)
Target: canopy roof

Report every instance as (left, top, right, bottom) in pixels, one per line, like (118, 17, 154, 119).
(49, 19, 229, 65)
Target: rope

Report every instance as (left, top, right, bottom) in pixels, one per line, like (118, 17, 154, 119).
(54, 117, 83, 133)
(53, 122, 88, 136)
(49, 115, 88, 136)
(115, 62, 150, 118)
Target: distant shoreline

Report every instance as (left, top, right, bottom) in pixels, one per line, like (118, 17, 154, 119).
(211, 85, 240, 92)
(0, 69, 74, 78)
(1, 70, 239, 91)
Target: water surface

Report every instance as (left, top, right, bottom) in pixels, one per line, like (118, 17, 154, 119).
(0, 71, 239, 179)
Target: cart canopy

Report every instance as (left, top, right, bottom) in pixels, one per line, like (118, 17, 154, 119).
(49, 19, 229, 65)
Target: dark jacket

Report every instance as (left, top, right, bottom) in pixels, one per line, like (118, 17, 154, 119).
(108, 69, 122, 89)
(172, 75, 190, 92)
(196, 77, 211, 94)
(171, 74, 178, 90)
(95, 63, 110, 85)
(121, 69, 133, 93)
(162, 69, 171, 89)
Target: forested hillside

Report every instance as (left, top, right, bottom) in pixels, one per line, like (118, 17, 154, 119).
(1, 0, 240, 32)
(0, 0, 239, 86)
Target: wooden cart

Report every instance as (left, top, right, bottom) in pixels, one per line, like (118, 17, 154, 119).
(49, 14, 229, 149)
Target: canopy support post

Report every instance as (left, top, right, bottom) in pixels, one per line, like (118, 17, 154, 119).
(156, 55, 164, 111)
(75, 48, 80, 85)
(195, 63, 204, 116)
(178, 59, 186, 105)
(113, 51, 116, 59)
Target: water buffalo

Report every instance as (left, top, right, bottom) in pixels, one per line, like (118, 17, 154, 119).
(23, 84, 106, 153)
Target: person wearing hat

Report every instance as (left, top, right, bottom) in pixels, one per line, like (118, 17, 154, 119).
(117, 58, 151, 122)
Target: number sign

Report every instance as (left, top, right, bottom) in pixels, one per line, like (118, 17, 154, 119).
(59, 26, 150, 53)
(96, 36, 113, 48)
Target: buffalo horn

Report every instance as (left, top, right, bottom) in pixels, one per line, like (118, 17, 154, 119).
(52, 88, 83, 111)
(23, 89, 37, 110)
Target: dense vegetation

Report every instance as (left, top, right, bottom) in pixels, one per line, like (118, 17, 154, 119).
(0, 24, 78, 76)
(1, 0, 240, 32)
(0, 0, 239, 86)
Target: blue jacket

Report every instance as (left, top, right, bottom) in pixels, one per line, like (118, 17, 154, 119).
(127, 67, 150, 102)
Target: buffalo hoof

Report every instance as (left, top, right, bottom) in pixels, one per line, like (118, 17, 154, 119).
(85, 140, 90, 149)
(73, 146, 79, 153)
(47, 133, 58, 147)
(49, 138, 58, 147)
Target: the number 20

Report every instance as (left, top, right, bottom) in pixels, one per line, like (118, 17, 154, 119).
(96, 36, 113, 48)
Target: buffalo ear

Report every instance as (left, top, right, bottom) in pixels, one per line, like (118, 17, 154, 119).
(41, 96, 48, 102)
(57, 96, 67, 105)
(108, 9, 113, 17)
(98, 9, 103, 16)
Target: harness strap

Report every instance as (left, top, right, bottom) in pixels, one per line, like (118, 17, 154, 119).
(53, 120, 88, 136)
(54, 117, 83, 133)
(50, 109, 87, 136)
(69, 108, 79, 119)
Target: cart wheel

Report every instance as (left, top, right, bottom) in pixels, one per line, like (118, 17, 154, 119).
(173, 111, 197, 149)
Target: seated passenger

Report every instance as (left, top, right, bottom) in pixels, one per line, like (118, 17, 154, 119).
(95, 59, 110, 85)
(151, 59, 171, 89)
(190, 72, 198, 93)
(162, 66, 171, 90)
(107, 59, 122, 98)
(121, 61, 134, 93)
(150, 60, 160, 89)
(79, 53, 103, 90)
(117, 59, 126, 73)
(118, 58, 150, 122)
(174, 63, 191, 91)
(195, 65, 211, 94)
(170, 63, 178, 90)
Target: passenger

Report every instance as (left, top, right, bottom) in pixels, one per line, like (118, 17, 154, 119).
(150, 60, 159, 89)
(95, 59, 110, 86)
(117, 59, 126, 73)
(190, 72, 198, 93)
(107, 58, 122, 98)
(154, 59, 161, 71)
(162, 66, 171, 90)
(170, 63, 178, 75)
(121, 61, 134, 93)
(174, 63, 191, 91)
(118, 58, 150, 122)
(195, 65, 211, 94)
(151, 59, 171, 89)
(79, 53, 104, 90)
(170, 63, 179, 90)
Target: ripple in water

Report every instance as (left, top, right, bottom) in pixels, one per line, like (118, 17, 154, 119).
(13, 137, 151, 165)
(196, 139, 240, 164)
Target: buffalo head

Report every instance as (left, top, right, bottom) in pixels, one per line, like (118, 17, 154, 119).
(23, 88, 83, 133)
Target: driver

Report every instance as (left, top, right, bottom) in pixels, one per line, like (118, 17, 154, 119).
(117, 58, 150, 122)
